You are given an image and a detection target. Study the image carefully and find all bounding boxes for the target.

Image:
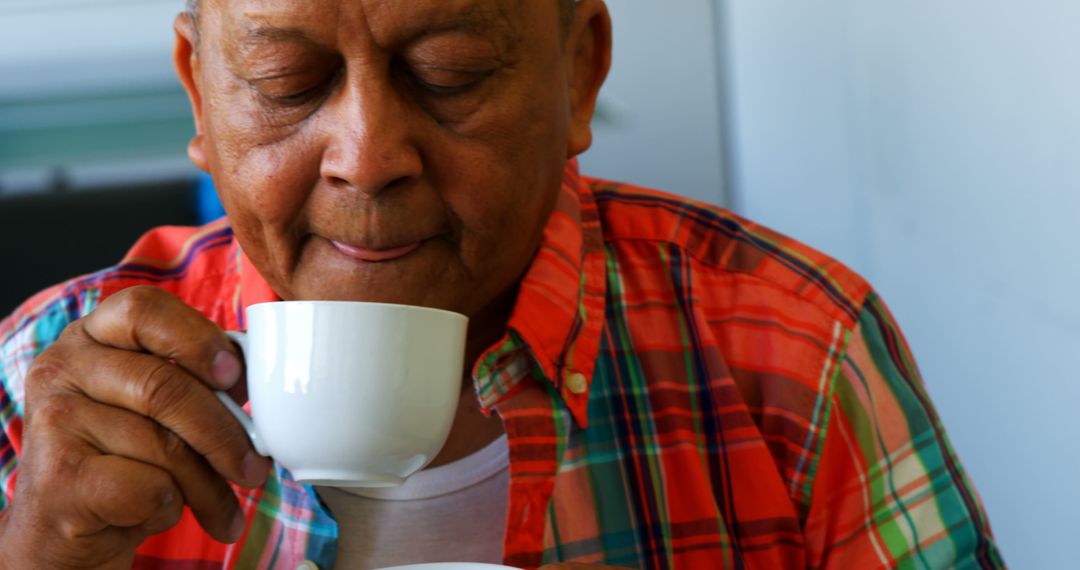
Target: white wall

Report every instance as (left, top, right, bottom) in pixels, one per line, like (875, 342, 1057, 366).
(578, 0, 727, 205)
(724, 1, 1080, 567)
(0, 0, 180, 96)
(0, 1, 194, 192)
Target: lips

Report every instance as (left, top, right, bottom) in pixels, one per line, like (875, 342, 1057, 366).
(329, 239, 423, 262)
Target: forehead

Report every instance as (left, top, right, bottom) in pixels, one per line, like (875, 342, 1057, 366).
(205, 0, 529, 46)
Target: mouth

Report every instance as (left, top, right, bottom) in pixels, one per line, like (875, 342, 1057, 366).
(329, 239, 424, 262)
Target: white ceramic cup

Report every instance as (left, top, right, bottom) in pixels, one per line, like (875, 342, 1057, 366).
(215, 301, 468, 487)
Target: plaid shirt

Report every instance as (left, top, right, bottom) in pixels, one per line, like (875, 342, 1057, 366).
(0, 161, 1002, 569)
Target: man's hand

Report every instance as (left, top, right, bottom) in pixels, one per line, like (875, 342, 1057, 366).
(0, 286, 272, 569)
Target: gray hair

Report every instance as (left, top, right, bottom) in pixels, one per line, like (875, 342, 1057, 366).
(185, 0, 200, 45)
(184, 0, 577, 43)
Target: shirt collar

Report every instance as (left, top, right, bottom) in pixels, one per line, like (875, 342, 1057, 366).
(235, 159, 607, 428)
(472, 160, 607, 428)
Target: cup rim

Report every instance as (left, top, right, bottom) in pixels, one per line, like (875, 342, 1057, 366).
(246, 300, 468, 322)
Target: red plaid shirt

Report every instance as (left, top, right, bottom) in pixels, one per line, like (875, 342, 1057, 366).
(0, 161, 1002, 568)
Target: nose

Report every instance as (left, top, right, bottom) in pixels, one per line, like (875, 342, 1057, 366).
(318, 70, 422, 197)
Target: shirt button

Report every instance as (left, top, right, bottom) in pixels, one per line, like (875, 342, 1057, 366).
(565, 371, 588, 394)
(296, 561, 318, 570)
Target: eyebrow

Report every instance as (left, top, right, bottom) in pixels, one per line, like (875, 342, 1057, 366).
(242, 24, 318, 46)
(237, 4, 515, 49)
(414, 5, 514, 38)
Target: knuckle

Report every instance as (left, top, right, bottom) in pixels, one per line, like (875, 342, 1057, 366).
(24, 353, 66, 401)
(55, 516, 86, 544)
(135, 360, 191, 419)
(28, 394, 77, 431)
(145, 484, 184, 535)
(31, 434, 83, 485)
(113, 285, 164, 313)
(149, 475, 177, 509)
(81, 459, 174, 524)
(106, 286, 166, 335)
(55, 315, 85, 341)
(140, 468, 182, 519)
(111, 287, 152, 321)
(157, 424, 191, 464)
(56, 317, 89, 344)
(26, 323, 100, 403)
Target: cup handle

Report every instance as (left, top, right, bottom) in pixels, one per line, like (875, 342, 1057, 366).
(215, 331, 269, 457)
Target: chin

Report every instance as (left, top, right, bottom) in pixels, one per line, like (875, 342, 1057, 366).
(282, 269, 467, 312)
(275, 236, 462, 307)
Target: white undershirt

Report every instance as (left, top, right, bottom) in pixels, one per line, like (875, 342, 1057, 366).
(316, 435, 510, 570)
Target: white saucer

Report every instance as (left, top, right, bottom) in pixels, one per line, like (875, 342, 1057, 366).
(377, 564, 519, 570)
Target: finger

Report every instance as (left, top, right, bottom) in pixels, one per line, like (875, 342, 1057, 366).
(79, 286, 244, 390)
(224, 370, 250, 409)
(78, 454, 184, 537)
(57, 343, 270, 488)
(71, 397, 244, 543)
(11, 426, 140, 566)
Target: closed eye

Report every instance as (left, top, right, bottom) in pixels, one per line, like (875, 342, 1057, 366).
(400, 60, 494, 97)
(412, 76, 479, 96)
(266, 83, 327, 105)
(253, 64, 343, 107)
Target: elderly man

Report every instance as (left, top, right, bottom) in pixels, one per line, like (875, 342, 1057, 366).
(0, 0, 1002, 568)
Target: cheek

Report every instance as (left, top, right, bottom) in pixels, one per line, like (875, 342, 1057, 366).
(429, 82, 570, 277)
(202, 108, 325, 296)
(199, 71, 319, 217)
(435, 146, 561, 280)
(207, 112, 321, 232)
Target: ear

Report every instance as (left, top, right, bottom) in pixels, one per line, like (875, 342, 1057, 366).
(174, 12, 210, 172)
(564, 0, 613, 159)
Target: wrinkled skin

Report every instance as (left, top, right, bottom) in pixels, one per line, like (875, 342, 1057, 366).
(186, 0, 599, 329)
(0, 0, 612, 567)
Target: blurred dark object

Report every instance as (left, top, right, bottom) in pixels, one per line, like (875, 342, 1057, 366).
(0, 180, 199, 318)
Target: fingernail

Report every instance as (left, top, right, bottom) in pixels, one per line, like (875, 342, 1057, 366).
(243, 451, 268, 487)
(212, 350, 242, 388)
(229, 508, 247, 542)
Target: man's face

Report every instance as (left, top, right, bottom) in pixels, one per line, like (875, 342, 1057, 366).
(177, 0, 601, 322)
